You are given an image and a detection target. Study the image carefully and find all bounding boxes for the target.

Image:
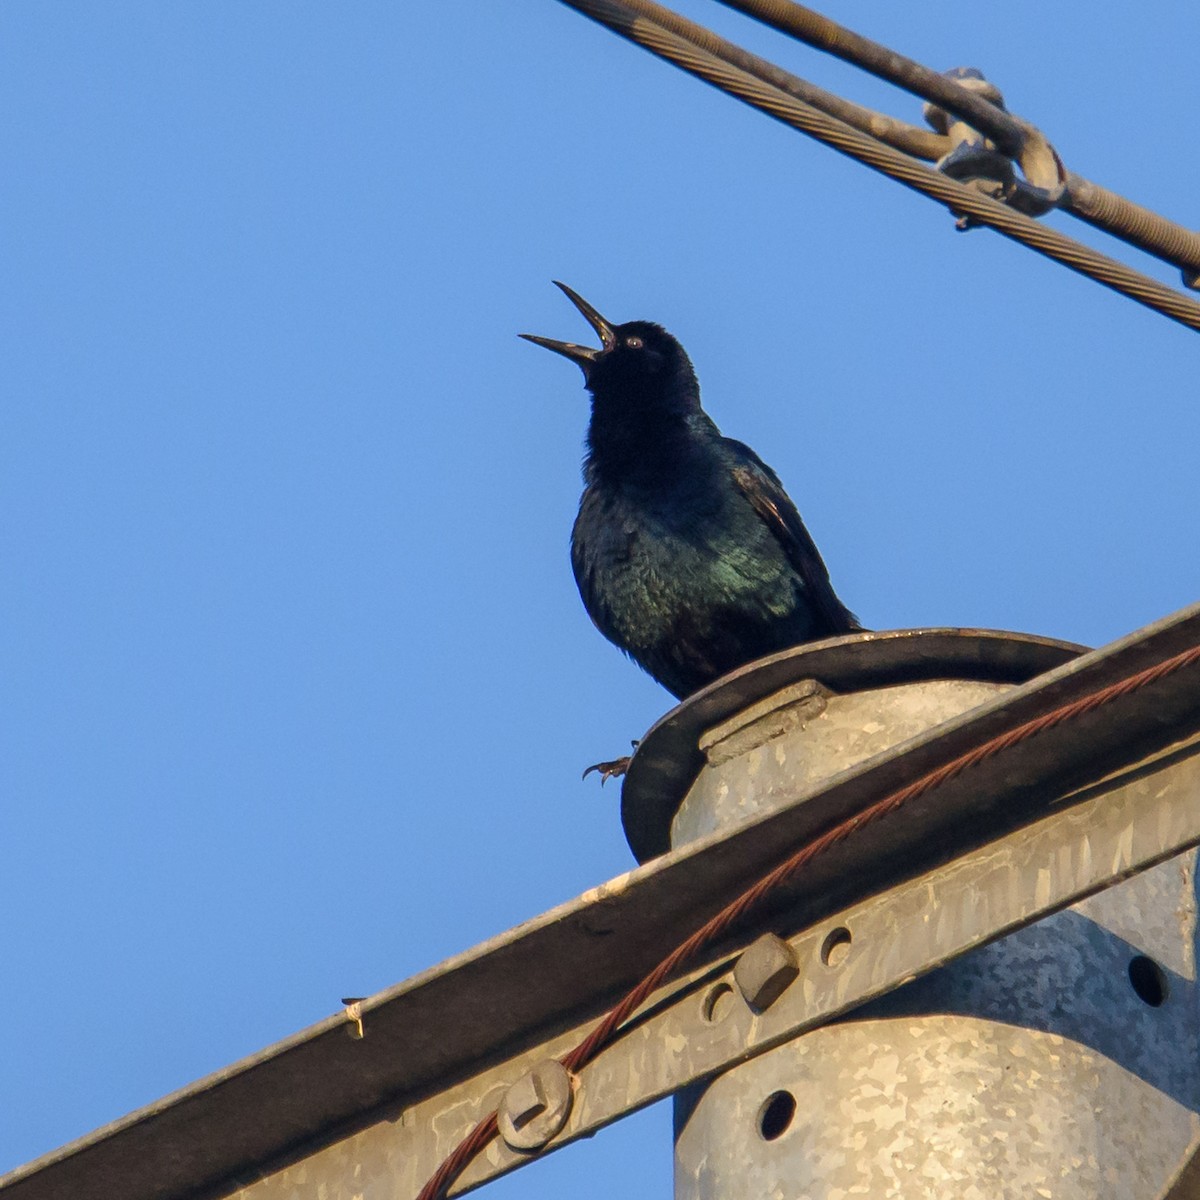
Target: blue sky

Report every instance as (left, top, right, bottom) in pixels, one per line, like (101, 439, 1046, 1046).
(2, 2, 1198, 1195)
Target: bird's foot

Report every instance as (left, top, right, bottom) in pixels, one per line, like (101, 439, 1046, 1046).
(583, 756, 630, 785)
(582, 741, 640, 785)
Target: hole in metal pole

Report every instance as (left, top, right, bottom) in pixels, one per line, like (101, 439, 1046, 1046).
(702, 981, 735, 1023)
(820, 926, 852, 968)
(1129, 955, 1167, 1007)
(758, 1090, 796, 1141)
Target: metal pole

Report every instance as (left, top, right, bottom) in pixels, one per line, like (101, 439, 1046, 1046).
(625, 633, 1200, 1198)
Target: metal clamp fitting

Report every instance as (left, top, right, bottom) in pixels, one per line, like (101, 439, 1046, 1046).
(924, 68, 1066, 225)
(497, 1060, 575, 1152)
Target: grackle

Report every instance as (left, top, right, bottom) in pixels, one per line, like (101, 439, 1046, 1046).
(522, 283, 861, 776)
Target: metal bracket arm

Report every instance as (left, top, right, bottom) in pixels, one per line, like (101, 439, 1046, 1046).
(436, 736, 1200, 1195)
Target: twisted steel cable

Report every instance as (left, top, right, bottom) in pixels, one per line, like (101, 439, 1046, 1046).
(555, 0, 1200, 333)
(416, 640, 1200, 1199)
(716, 0, 1200, 278)
(594, 0, 946, 159)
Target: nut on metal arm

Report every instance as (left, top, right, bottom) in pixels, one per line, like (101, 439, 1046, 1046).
(924, 68, 1065, 228)
(734, 932, 800, 1011)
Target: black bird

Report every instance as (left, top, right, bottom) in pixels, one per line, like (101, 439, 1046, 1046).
(522, 282, 860, 740)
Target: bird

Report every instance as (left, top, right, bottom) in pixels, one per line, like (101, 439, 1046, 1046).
(521, 282, 861, 775)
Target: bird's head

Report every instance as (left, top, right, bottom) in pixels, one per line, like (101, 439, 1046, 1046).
(521, 282, 698, 416)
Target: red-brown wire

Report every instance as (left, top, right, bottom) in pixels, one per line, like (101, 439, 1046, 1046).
(417, 640, 1200, 1200)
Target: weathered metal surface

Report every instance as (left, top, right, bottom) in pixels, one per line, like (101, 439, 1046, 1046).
(676, 852, 1200, 1199)
(667, 610, 1200, 1198)
(674, 676, 1010, 847)
(1165, 1139, 1200, 1199)
(3, 606, 1198, 1200)
(622, 627, 1085, 861)
(241, 731, 1200, 1197)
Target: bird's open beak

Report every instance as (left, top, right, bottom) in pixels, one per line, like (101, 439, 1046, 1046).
(520, 281, 617, 371)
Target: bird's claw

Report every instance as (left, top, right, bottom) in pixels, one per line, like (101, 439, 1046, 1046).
(582, 740, 640, 785)
(582, 755, 631, 785)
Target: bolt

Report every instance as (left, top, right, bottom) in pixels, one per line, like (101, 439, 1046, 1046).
(497, 1060, 574, 1151)
(506, 1071, 546, 1128)
(734, 933, 799, 1012)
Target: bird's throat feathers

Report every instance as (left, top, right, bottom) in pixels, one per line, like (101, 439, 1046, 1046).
(584, 347, 711, 483)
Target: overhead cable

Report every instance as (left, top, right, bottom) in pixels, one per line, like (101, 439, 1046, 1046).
(716, 0, 1200, 282)
(598, 0, 946, 159)
(555, 0, 1200, 333)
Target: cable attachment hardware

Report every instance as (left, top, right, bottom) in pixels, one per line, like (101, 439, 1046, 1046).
(497, 1060, 575, 1152)
(923, 68, 1065, 229)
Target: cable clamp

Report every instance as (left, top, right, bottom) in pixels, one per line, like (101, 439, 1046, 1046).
(923, 68, 1066, 228)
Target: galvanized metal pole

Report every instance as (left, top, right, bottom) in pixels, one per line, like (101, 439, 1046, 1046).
(621, 632, 1200, 1199)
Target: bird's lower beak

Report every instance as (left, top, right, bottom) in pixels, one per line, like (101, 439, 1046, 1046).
(518, 333, 601, 368)
(520, 281, 617, 373)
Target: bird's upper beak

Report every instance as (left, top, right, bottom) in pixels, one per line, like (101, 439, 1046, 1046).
(520, 281, 617, 373)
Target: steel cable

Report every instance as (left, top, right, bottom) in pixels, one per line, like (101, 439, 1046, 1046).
(717, 0, 1033, 157)
(579, 0, 1200, 284)
(416, 639, 1200, 1199)
(555, 0, 1200, 333)
(716, 0, 1200, 278)
(589, 0, 946, 159)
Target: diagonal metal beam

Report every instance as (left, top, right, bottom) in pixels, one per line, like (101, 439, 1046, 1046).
(445, 732, 1200, 1195)
(3, 607, 1200, 1200)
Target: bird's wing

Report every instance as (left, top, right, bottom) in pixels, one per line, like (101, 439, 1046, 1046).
(728, 444, 863, 634)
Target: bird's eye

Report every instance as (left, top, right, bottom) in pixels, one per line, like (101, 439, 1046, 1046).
(626, 336, 643, 350)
